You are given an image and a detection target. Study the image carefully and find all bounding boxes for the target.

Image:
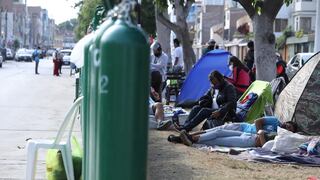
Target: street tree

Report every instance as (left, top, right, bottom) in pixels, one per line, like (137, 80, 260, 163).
(74, 0, 103, 40)
(235, 0, 293, 81)
(155, 0, 196, 74)
(75, 0, 156, 40)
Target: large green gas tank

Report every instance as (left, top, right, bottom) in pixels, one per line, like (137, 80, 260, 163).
(87, 17, 115, 180)
(96, 18, 150, 179)
(81, 34, 93, 180)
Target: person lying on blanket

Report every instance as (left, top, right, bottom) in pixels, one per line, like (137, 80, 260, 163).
(150, 87, 172, 130)
(168, 116, 297, 147)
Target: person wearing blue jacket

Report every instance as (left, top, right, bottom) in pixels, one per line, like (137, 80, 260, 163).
(33, 47, 41, 74)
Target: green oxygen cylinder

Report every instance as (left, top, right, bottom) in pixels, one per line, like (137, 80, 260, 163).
(81, 34, 94, 180)
(87, 17, 115, 180)
(96, 18, 150, 179)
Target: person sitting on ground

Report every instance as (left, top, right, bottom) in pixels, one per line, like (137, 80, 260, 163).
(173, 70, 237, 132)
(226, 56, 251, 99)
(150, 87, 172, 130)
(169, 116, 297, 147)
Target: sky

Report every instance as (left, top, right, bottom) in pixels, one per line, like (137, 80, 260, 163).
(27, 0, 79, 24)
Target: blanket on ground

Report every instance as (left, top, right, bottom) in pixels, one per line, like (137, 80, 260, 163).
(230, 148, 320, 167)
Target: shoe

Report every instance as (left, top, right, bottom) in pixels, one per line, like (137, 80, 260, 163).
(180, 130, 193, 146)
(157, 120, 172, 130)
(167, 134, 182, 143)
(229, 149, 241, 155)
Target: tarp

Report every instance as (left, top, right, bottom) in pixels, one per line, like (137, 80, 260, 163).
(274, 52, 320, 135)
(238, 80, 273, 123)
(177, 49, 231, 105)
(70, 33, 94, 68)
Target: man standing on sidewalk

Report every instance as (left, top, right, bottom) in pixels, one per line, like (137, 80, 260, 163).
(33, 47, 41, 74)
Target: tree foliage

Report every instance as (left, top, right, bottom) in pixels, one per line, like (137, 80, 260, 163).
(74, 0, 156, 40)
(140, 0, 156, 36)
(58, 19, 78, 31)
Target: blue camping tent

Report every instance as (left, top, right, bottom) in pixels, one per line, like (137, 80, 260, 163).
(177, 49, 231, 105)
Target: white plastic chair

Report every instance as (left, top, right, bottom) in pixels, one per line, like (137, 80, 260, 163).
(26, 96, 83, 180)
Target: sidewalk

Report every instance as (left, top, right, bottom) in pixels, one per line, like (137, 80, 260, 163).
(0, 60, 80, 179)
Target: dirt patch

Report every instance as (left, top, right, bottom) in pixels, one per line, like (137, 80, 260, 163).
(147, 130, 320, 180)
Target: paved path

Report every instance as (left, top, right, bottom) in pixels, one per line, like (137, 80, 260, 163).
(0, 59, 80, 179)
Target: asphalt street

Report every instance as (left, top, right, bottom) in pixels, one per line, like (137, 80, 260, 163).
(0, 59, 80, 179)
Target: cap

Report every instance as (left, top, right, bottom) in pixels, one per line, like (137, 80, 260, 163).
(207, 39, 216, 45)
(151, 41, 161, 51)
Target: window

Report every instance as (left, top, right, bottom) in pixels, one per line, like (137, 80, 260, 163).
(274, 19, 288, 32)
(295, 17, 299, 31)
(300, 17, 312, 32)
(302, 43, 309, 52)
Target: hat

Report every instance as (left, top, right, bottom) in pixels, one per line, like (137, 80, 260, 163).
(207, 39, 216, 45)
(151, 41, 161, 50)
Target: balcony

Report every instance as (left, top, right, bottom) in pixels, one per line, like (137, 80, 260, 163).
(294, 1, 316, 12)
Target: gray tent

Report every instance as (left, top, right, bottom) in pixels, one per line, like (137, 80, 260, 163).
(274, 52, 320, 135)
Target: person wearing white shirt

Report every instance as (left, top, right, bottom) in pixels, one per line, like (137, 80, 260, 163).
(172, 38, 184, 72)
(150, 41, 169, 101)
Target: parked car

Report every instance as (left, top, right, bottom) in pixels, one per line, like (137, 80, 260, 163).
(46, 49, 56, 57)
(0, 47, 6, 61)
(60, 49, 72, 65)
(0, 54, 3, 68)
(15, 48, 34, 62)
(6, 48, 14, 60)
(286, 52, 315, 79)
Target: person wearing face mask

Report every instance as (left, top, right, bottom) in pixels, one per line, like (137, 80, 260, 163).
(150, 41, 169, 101)
(173, 70, 237, 132)
(226, 56, 251, 99)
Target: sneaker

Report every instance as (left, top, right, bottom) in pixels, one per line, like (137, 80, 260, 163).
(157, 120, 172, 130)
(180, 130, 193, 146)
(167, 134, 182, 143)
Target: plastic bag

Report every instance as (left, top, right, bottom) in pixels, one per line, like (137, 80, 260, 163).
(271, 127, 309, 154)
(46, 136, 83, 180)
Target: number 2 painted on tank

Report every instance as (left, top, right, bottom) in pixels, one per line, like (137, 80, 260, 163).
(100, 75, 109, 94)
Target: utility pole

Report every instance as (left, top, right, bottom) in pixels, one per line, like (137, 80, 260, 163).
(0, 8, 2, 47)
(24, 0, 28, 48)
(314, 0, 320, 52)
(4, 10, 7, 48)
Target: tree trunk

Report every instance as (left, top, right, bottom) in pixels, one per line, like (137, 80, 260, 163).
(253, 14, 277, 82)
(156, 10, 171, 59)
(174, 0, 196, 74)
(180, 27, 196, 74)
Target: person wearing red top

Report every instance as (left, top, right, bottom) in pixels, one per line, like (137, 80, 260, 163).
(226, 56, 251, 99)
(276, 53, 289, 83)
(52, 51, 60, 76)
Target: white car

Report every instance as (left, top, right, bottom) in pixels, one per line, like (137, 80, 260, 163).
(60, 49, 72, 65)
(15, 48, 34, 62)
(0, 54, 3, 68)
(286, 52, 315, 79)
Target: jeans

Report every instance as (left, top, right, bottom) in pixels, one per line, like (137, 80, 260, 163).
(206, 123, 242, 132)
(35, 61, 39, 74)
(182, 105, 214, 132)
(198, 129, 257, 148)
